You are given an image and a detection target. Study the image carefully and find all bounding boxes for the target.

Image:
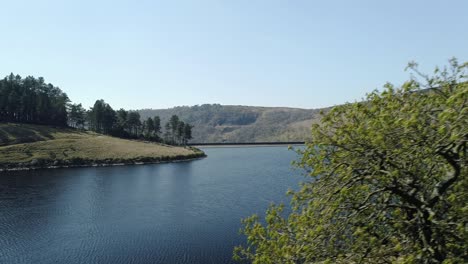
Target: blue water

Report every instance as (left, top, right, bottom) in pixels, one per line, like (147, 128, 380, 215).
(0, 146, 305, 264)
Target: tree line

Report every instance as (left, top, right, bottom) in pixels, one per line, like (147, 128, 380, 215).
(0, 73, 193, 145)
(0, 73, 68, 126)
(82, 99, 192, 144)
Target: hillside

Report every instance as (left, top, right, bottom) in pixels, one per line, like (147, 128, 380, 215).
(139, 104, 328, 143)
(0, 123, 204, 170)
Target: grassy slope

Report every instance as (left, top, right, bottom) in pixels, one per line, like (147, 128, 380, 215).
(0, 123, 204, 169)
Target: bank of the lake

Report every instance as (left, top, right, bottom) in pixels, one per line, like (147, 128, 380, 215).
(0, 123, 205, 171)
(189, 142, 305, 148)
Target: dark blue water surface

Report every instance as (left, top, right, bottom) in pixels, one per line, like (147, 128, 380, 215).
(0, 146, 305, 264)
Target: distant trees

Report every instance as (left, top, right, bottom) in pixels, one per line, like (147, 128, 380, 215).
(85, 101, 192, 145)
(0, 73, 69, 126)
(153, 116, 161, 136)
(87, 99, 116, 134)
(0, 73, 195, 145)
(68, 103, 86, 129)
(164, 115, 192, 145)
(127, 111, 142, 137)
(142, 116, 162, 140)
(84, 103, 193, 144)
(86, 102, 139, 138)
(183, 124, 193, 145)
(145, 117, 154, 134)
(115, 108, 129, 137)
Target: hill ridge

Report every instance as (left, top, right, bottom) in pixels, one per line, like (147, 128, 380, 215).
(138, 104, 328, 143)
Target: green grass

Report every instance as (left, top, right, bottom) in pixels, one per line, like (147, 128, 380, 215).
(0, 123, 205, 169)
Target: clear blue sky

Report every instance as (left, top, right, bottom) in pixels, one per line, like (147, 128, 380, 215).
(1, 0, 466, 110)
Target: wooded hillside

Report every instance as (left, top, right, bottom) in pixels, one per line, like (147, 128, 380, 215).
(139, 104, 328, 143)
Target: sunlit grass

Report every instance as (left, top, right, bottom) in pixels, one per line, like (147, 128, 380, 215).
(0, 123, 203, 166)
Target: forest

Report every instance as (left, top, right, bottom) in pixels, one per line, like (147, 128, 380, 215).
(139, 104, 325, 143)
(0, 73, 192, 145)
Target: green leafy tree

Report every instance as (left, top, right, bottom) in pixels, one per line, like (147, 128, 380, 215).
(145, 117, 155, 137)
(87, 99, 116, 134)
(68, 103, 86, 128)
(142, 120, 147, 134)
(176, 121, 185, 144)
(88, 99, 105, 132)
(116, 109, 128, 130)
(102, 103, 116, 134)
(161, 115, 194, 145)
(234, 59, 468, 263)
(169, 114, 180, 142)
(0, 74, 69, 126)
(164, 122, 172, 144)
(162, 115, 180, 143)
(183, 123, 193, 145)
(153, 116, 161, 136)
(127, 111, 142, 137)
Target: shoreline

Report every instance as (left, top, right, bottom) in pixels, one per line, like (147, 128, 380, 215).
(0, 153, 206, 172)
(194, 143, 305, 148)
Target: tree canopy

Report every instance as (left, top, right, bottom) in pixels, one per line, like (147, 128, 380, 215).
(0, 73, 195, 145)
(163, 114, 192, 145)
(68, 103, 86, 129)
(234, 59, 467, 263)
(85, 102, 191, 144)
(0, 73, 69, 126)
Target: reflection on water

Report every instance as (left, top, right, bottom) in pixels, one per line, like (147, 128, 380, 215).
(0, 146, 304, 264)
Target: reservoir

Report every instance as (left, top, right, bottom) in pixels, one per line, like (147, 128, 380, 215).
(0, 146, 304, 264)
